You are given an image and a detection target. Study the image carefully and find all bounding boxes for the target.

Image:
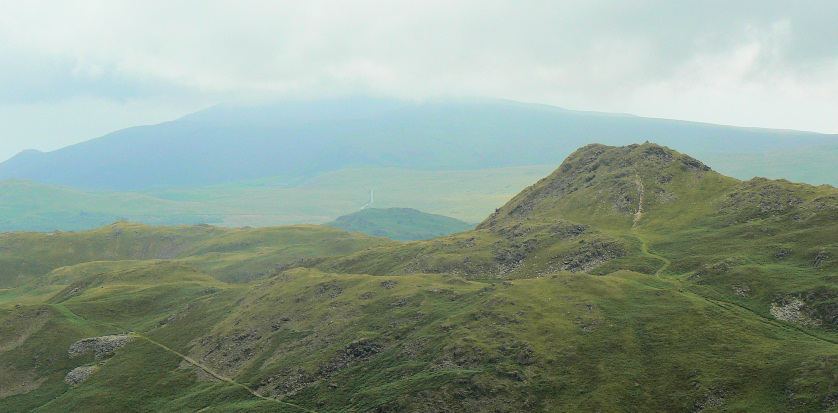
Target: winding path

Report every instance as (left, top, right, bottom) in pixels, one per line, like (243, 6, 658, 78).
(632, 169, 644, 228)
(629, 169, 670, 277)
(636, 235, 671, 277)
(55, 304, 315, 413)
(132, 334, 314, 412)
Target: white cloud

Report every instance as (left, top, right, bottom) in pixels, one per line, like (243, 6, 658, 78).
(0, 1, 837, 160)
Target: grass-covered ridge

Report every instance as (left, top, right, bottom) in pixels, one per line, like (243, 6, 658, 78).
(324, 207, 474, 241)
(0, 222, 389, 287)
(1, 142, 838, 411)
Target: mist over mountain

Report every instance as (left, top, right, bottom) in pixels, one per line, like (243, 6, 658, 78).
(1, 97, 834, 190)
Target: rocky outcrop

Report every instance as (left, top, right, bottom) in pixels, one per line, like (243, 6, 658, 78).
(258, 338, 385, 397)
(557, 239, 627, 273)
(720, 179, 807, 219)
(68, 335, 134, 359)
(63, 335, 134, 387)
(770, 298, 822, 327)
(814, 251, 828, 267)
(64, 365, 98, 386)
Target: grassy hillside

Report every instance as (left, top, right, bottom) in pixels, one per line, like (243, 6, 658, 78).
(324, 208, 474, 241)
(0, 222, 389, 287)
(5, 266, 838, 411)
(2, 143, 838, 411)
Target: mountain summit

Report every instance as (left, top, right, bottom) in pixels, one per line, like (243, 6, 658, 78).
(480, 142, 726, 230)
(316, 142, 834, 280)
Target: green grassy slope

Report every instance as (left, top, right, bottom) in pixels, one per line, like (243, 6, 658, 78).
(324, 207, 474, 241)
(2, 143, 838, 411)
(0, 222, 389, 287)
(5, 266, 838, 411)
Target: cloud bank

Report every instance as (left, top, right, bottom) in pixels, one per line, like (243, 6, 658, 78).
(1, 1, 837, 160)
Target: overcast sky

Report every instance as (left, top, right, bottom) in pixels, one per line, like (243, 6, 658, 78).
(1, 1, 837, 161)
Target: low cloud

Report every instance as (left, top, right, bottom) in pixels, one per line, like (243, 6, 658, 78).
(0, 1, 836, 159)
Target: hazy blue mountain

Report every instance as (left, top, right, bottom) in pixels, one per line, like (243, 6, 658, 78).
(0, 97, 835, 190)
(698, 142, 838, 186)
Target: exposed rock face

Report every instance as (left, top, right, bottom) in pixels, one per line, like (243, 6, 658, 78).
(732, 284, 750, 297)
(814, 251, 828, 267)
(770, 298, 822, 327)
(257, 338, 385, 397)
(193, 330, 264, 378)
(64, 365, 98, 386)
(724, 184, 801, 213)
(692, 386, 726, 412)
(691, 259, 737, 280)
(68, 335, 134, 359)
(558, 239, 626, 273)
(323, 338, 384, 375)
(718, 178, 835, 223)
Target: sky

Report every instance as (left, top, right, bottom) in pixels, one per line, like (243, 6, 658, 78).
(1, 1, 838, 162)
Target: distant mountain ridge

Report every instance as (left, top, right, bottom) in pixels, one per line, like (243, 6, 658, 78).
(1, 97, 835, 190)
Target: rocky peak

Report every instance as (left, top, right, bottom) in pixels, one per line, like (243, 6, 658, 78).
(479, 143, 720, 230)
(558, 142, 710, 177)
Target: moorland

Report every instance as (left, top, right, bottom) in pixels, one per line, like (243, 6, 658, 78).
(1, 142, 836, 412)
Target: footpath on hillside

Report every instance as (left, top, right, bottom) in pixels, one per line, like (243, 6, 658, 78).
(53, 304, 315, 413)
(630, 170, 670, 277)
(635, 234, 671, 277)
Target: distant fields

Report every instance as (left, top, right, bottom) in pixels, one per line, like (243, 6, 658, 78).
(4, 143, 838, 235)
(3, 136, 838, 237)
(1, 95, 835, 235)
(0, 166, 555, 232)
(699, 142, 838, 186)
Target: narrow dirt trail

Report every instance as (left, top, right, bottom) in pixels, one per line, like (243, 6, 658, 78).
(636, 235, 671, 277)
(628, 275, 838, 350)
(54, 304, 315, 413)
(629, 169, 670, 276)
(697, 294, 838, 347)
(632, 169, 644, 228)
(130, 334, 315, 412)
